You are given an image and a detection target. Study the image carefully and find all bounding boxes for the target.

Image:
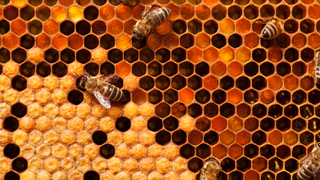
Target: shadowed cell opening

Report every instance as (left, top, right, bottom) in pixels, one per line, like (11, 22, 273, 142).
(12, 157, 28, 172)
(276, 62, 290, 76)
(260, 62, 274, 77)
(212, 5, 226, 20)
(155, 103, 170, 117)
(28, 19, 42, 35)
(4, 143, 20, 159)
(228, 34, 242, 48)
(164, 116, 178, 131)
(276, 117, 290, 131)
(237, 157, 251, 172)
(164, 62, 177, 76)
(45, 0, 57, 6)
(188, 157, 203, 172)
(11, 103, 27, 118)
(0, 20, 10, 34)
(276, 5, 290, 19)
(204, 130, 218, 145)
(68, 90, 84, 105)
(221, 158, 235, 172)
(277, 145, 290, 159)
(92, 131, 107, 145)
(220, 103, 235, 118)
(101, 34, 115, 50)
(100, 144, 115, 159)
(261, 172, 275, 180)
(45, 48, 59, 63)
(188, 103, 202, 118)
(260, 4, 274, 17)
(196, 117, 210, 132)
(172, 20, 186, 34)
(244, 5, 258, 19)
(292, 145, 306, 159)
(188, 75, 201, 90)
(116, 117, 131, 132)
(156, 75, 170, 90)
(53, 62, 68, 77)
(156, 130, 170, 145)
(119, 90, 130, 105)
(61, 48, 75, 64)
(148, 117, 163, 132)
(300, 19, 314, 34)
(172, 102, 186, 118)
(4, 6, 18, 20)
(21, 34, 35, 49)
(180, 62, 194, 77)
(140, 48, 154, 63)
(132, 62, 146, 77)
(292, 118, 306, 132)
(204, 103, 218, 118)
(301, 48, 314, 62)
(148, 61, 162, 77)
(261, 38, 274, 48)
(252, 104, 266, 118)
(260, 144, 275, 159)
(164, 89, 178, 104)
(244, 144, 258, 158)
(204, 20, 218, 34)
(84, 171, 100, 180)
(188, 19, 202, 34)
(85, 63, 99, 76)
(132, 37, 146, 49)
(84, 6, 99, 21)
(292, 4, 306, 19)
(228, 5, 242, 20)
(140, 76, 154, 91)
(77, 20, 91, 35)
(172, 48, 186, 62)
(196, 144, 210, 158)
(268, 104, 282, 118)
(21, 5, 34, 21)
(12, 75, 27, 91)
(245, 117, 258, 131)
(252, 76, 266, 90)
(92, 20, 106, 35)
(85, 35, 99, 49)
(284, 104, 298, 118)
(308, 118, 320, 132)
(220, 76, 234, 90)
(180, 144, 194, 159)
(261, 118, 274, 131)
(300, 105, 314, 119)
(108, 49, 122, 63)
(300, 131, 314, 145)
(172, 130, 186, 145)
(244, 62, 258, 76)
(3, 116, 19, 132)
(12, 48, 26, 63)
(101, 62, 115, 76)
(252, 130, 267, 145)
(172, 75, 186, 90)
(284, 19, 298, 33)
(212, 90, 226, 104)
(276, 33, 290, 48)
(156, 48, 170, 63)
(212, 34, 226, 49)
(292, 61, 306, 76)
(195, 89, 210, 104)
(124, 48, 138, 63)
(269, 157, 283, 172)
(252, 48, 266, 62)
(20, 62, 35, 77)
(236, 76, 250, 90)
(244, 89, 258, 104)
(36, 5, 50, 21)
(60, 20, 74, 35)
(196, 62, 209, 76)
(309, 90, 320, 104)
(94, 0, 107, 5)
(5, 171, 19, 180)
(37, 62, 51, 77)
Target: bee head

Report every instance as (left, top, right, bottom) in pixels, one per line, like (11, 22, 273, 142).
(133, 30, 143, 39)
(317, 142, 320, 147)
(79, 77, 87, 88)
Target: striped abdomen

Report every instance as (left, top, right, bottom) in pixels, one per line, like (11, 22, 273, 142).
(262, 20, 280, 39)
(98, 83, 124, 101)
(297, 161, 316, 180)
(147, 7, 171, 28)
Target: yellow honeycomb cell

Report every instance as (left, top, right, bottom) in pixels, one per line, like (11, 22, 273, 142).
(60, 129, 76, 145)
(4, 88, 19, 105)
(84, 143, 99, 159)
(36, 144, 50, 158)
(43, 130, 59, 145)
(76, 130, 91, 145)
(172, 157, 188, 172)
(20, 171, 35, 180)
(0, 130, 11, 145)
(108, 130, 123, 146)
(28, 102, 43, 118)
(21, 144, 35, 159)
(164, 144, 179, 160)
(61, 156, 75, 171)
(108, 157, 123, 174)
(68, 6, 83, 21)
(132, 172, 147, 180)
(44, 103, 59, 119)
(29, 130, 43, 146)
(179, 115, 195, 133)
(139, 157, 155, 173)
(29, 157, 44, 173)
(3, 61, 19, 78)
(92, 157, 108, 172)
(37, 170, 51, 180)
(124, 129, 138, 145)
(36, 116, 52, 132)
(123, 158, 138, 173)
(116, 143, 131, 159)
(28, 76, 43, 91)
(69, 144, 83, 159)
(99, 117, 115, 132)
(132, 143, 147, 160)
(76, 157, 91, 172)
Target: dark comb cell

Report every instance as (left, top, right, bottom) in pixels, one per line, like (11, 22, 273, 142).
(53, 62, 68, 77)
(12, 76, 27, 91)
(172, 130, 186, 145)
(3, 117, 19, 132)
(100, 144, 115, 159)
(148, 117, 163, 132)
(164, 116, 178, 131)
(12, 157, 28, 172)
(84, 171, 100, 180)
(116, 117, 131, 132)
(180, 144, 195, 159)
(156, 130, 170, 145)
(188, 157, 203, 172)
(11, 103, 27, 118)
(92, 131, 107, 145)
(4, 144, 20, 159)
(5, 171, 19, 180)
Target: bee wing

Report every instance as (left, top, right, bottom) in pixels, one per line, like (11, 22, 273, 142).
(93, 91, 111, 109)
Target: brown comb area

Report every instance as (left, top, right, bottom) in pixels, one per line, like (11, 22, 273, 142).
(0, 0, 318, 180)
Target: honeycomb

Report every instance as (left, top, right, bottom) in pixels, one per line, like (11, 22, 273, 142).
(0, 0, 319, 179)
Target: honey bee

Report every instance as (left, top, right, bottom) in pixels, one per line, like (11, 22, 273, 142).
(297, 142, 320, 180)
(255, 18, 283, 39)
(133, 5, 171, 39)
(199, 158, 220, 180)
(314, 50, 320, 84)
(78, 72, 125, 109)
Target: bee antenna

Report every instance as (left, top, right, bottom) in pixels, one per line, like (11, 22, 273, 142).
(74, 71, 79, 77)
(129, 37, 133, 43)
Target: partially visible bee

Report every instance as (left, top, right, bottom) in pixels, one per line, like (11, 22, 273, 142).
(297, 142, 320, 180)
(255, 18, 283, 39)
(199, 158, 220, 180)
(78, 72, 125, 109)
(116, 0, 138, 6)
(314, 50, 320, 84)
(133, 6, 171, 39)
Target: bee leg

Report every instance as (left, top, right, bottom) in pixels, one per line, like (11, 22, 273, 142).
(142, 4, 152, 18)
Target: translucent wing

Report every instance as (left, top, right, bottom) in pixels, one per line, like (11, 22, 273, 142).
(93, 91, 111, 109)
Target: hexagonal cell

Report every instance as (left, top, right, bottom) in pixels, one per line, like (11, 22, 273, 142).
(284, 104, 298, 118)
(220, 76, 234, 90)
(276, 62, 290, 77)
(132, 62, 146, 77)
(163, 116, 178, 131)
(244, 62, 258, 77)
(11, 103, 27, 118)
(164, 89, 178, 104)
(3, 116, 19, 132)
(148, 61, 162, 77)
(252, 76, 266, 90)
(212, 34, 226, 49)
(204, 130, 218, 145)
(148, 117, 163, 132)
(292, 118, 306, 133)
(188, 103, 202, 118)
(301, 47, 314, 62)
(21, 34, 35, 49)
(285, 158, 298, 173)
(244, 144, 258, 158)
(20, 62, 35, 77)
(204, 20, 218, 34)
(252, 130, 267, 145)
(179, 61, 194, 77)
(308, 118, 320, 132)
(21, 5, 34, 21)
(68, 90, 83, 105)
(277, 145, 290, 159)
(101, 34, 115, 50)
(236, 76, 250, 90)
(164, 62, 177, 76)
(100, 144, 115, 159)
(155, 102, 170, 118)
(36, 5, 50, 21)
(85, 63, 99, 76)
(252, 104, 267, 118)
(260, 144, 275, 159)
(188, 19, 202, 34)
(171, 75, 186, 90)
(309, 90, 320, 104)
(155, 130, 170, 145)
(11, 75, 26, 91)
(244, 89, 258, 104)
(188, 75, 202, 90)
(85, 34, 99, 49)
(123, 48, 138, 63)
(244, 5, 258, 19)
(275, 117, 290, 132)
(60, 20, 74, 36)
(212, 89, 226, 104)
(221, 158, 235, 172)
(172, 20, 186, 34)
(261, 172, 275, 180)
(220, 103, 235, 118)
(77, 49, 91, 64)
(180, 144, 195, 159)
(237, 157, 251, 172)
(0, 20, 10, 35)
(156, 48, 170, 63)
(196, 143, 210, 158)
(292, 145, 306, 159)
(228, 5, 242, 20)
(172, 48, 186, 62)
(92, 131, 107, 145)
(172, 130, 186, 145)
(195, 62, 209, 77)
(300, 131, 314, 145)
(269, 157, 283, 172)
(92, 20, 106, 35)
(284, 48, 299, 63)
(292, 61, 306, 76)
(132, 37, 146, 49)
(260, 118, 274, 132)
(155, 75, 170, 90)
(195, 89, 210, 104)
(196, 117, 210, 132)
(268, 104, 282, 118)
(76, 20, 91, 35)
(204, 103, 218, 118)
(212, 5, 226, 20)
(260, 62, 274, 77)
(292, 90, 306, 104)
(252, 48, 266, 62)
(171, 102, 186, 118)
(300, 105, 314, 119)
(228, 34, 242, 48)
(148, 89, 162, 104)
(140, 76, 154, 91)
(12, 157, 28, 172)
(188, 157, 203, 173)
(84, 6, 98, 21)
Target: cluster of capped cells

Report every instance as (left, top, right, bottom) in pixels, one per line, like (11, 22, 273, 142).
(1, 0, 320, 179)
